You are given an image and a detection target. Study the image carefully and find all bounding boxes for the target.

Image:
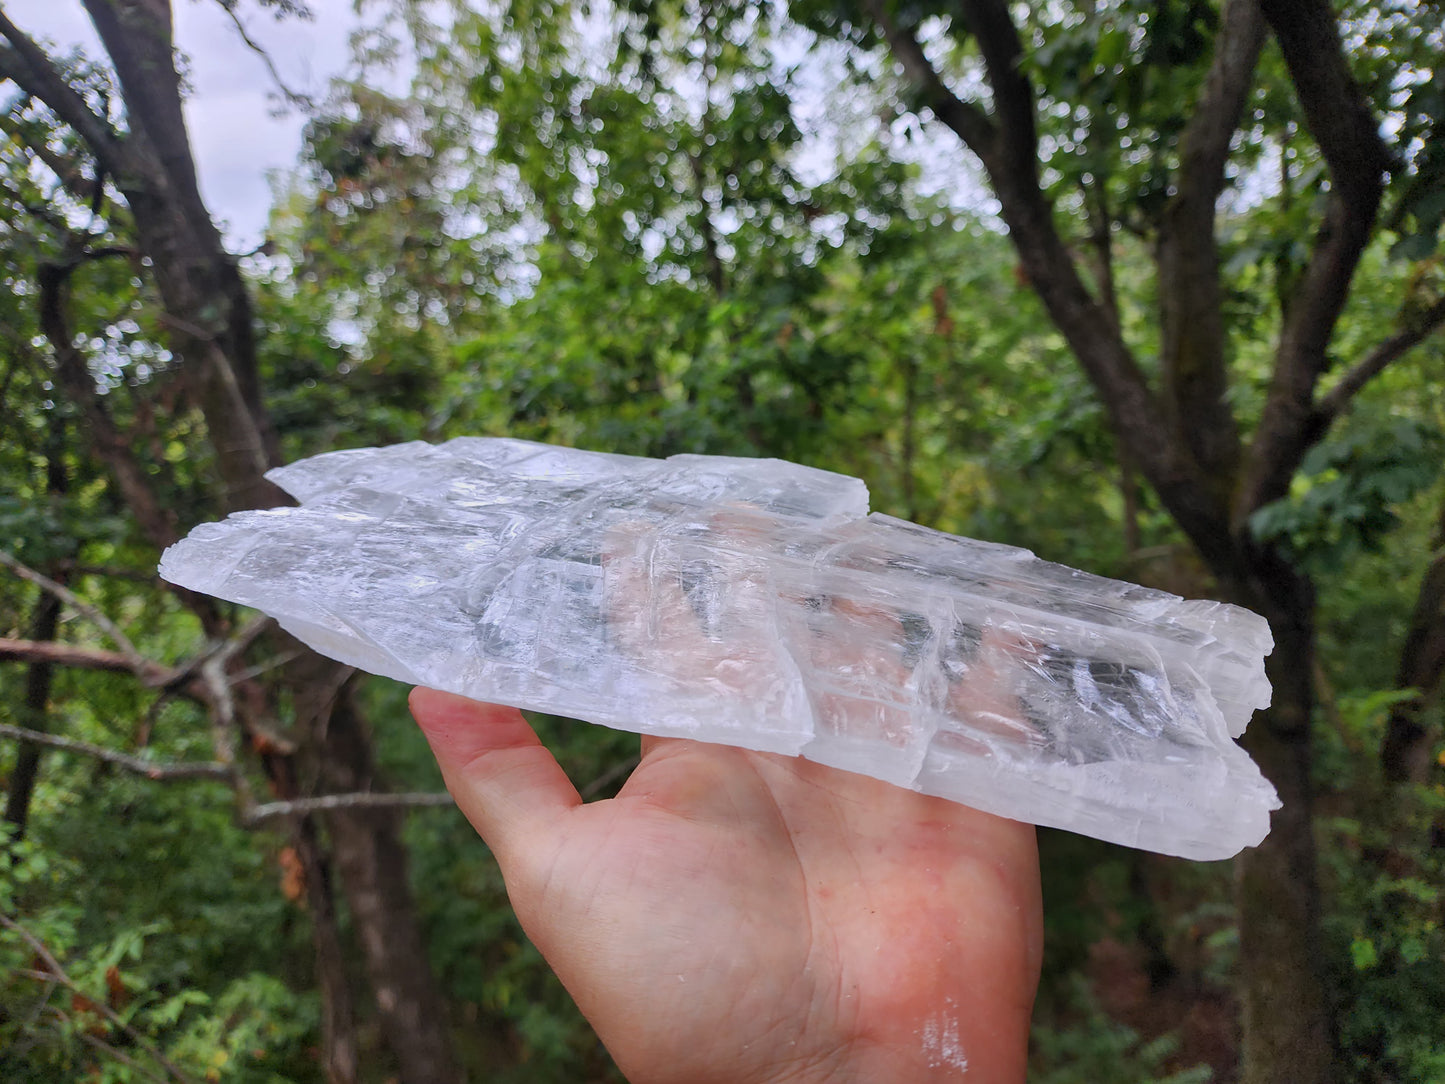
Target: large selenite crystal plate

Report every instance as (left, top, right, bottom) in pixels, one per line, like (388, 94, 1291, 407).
(158, 437, 1280, 859)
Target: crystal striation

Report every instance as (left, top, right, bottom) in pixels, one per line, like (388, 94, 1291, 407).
(159, 438, 1279, 859)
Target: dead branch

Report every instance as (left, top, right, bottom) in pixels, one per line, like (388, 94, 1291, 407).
(212, 0, 315, 110)
(0, 637, 191, 691)
(0, 722, 232, 781)
(244, 792, 457, 825)
(1, 550, 143, 666)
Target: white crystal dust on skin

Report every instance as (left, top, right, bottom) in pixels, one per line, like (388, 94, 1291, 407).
(159, 437, 1280, 859)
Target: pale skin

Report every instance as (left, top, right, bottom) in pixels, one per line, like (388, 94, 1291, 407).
(409, 688, 1044, 1084)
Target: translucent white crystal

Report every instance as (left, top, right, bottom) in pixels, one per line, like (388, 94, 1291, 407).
(158, 437, 1279, 859)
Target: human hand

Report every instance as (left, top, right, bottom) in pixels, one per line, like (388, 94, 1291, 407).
(409, 688, 1042, 1084)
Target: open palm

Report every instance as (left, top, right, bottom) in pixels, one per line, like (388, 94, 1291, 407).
(410, 688, 1042, 1084)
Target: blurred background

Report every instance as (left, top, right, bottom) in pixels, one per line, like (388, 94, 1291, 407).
(1, 1, 1441, 1081)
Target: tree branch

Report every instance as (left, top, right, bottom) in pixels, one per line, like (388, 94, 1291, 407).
(1155, 0, 1263, 494)
(0, 13, 125, 178)
(1313, 295, 1445, 425)
(1240, 0, 1394, 517)
(0, 637, 194, 690)
(1258, 0, 1394, 208)
(868, 0, 1238, 568)
(244, 792, 457, 825)
(955, 0, 1037, 181)
(37, 256, 185, 552)
(80, 0, 217, 250)
(0, 722, 232, 780)
(1381, 499, 1445, 783)
(0, 550, 143, 666)
(212, 0, 314, 109)
(0, 112, 101, 204)
(859, 0, 996, 160)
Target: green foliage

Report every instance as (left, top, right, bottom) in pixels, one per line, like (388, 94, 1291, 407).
(1030, 979, 1214, 1084)
(1250, 417, 1443, 573)
(1, 813, 317, 1084)
(1317, 770, 1445, 1083)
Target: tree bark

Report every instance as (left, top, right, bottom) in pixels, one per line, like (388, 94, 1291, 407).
(290, 654, 462, 1084)
(1155, 0, 1261, 500)
(1230, 561, 1336, 1084)
(4, 430, 69, 845)
(864, 4, 1351, 1080)
(3, 590, 62, 844)
(294, 818, 362, 1084)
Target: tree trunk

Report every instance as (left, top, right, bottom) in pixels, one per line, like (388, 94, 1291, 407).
(1232, 562, 1336, 1084)
(3, 5, 464, 1077)
(294, 819, 362, 1084)
(4, 436, 69, 845)
(3, 591, 62, 844)
(291, 653, 463, 1084)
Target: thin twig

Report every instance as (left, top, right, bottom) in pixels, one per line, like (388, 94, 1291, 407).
(0, 550, 142, 665)
(228, 647, 304, 684)
(0, 722, 232, 781)
(244, 791, 458, 824)
(581, 754, 641, 799)
(1314, 295, 1445, 423)
(78, 1032, 174, 1084)
(213, 1, 315, 109)
(0, 637, 191, 691)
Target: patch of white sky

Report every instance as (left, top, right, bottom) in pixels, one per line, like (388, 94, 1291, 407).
(7, 0, 997, 287)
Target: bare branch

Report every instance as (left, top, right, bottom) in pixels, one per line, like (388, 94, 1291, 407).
(245, 792, 458, 824)
(0, 549, 143, 665)
(0, 912, 202, 1084)
(213, 1, 314, 109)
(0, 721, 232, 780)
(0, 637, 193, 692)
(1314, 295, 1445, 424)
(201, 647, 253, 808)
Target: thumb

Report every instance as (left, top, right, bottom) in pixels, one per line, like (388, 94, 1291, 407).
(408, 687, 581, 865)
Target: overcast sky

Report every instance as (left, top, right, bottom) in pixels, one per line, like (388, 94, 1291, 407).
(8, 0, 365, 248)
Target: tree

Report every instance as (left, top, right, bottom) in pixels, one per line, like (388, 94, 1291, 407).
(0, 4, 461, 1081)
(783, 1, 1445, 1081)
